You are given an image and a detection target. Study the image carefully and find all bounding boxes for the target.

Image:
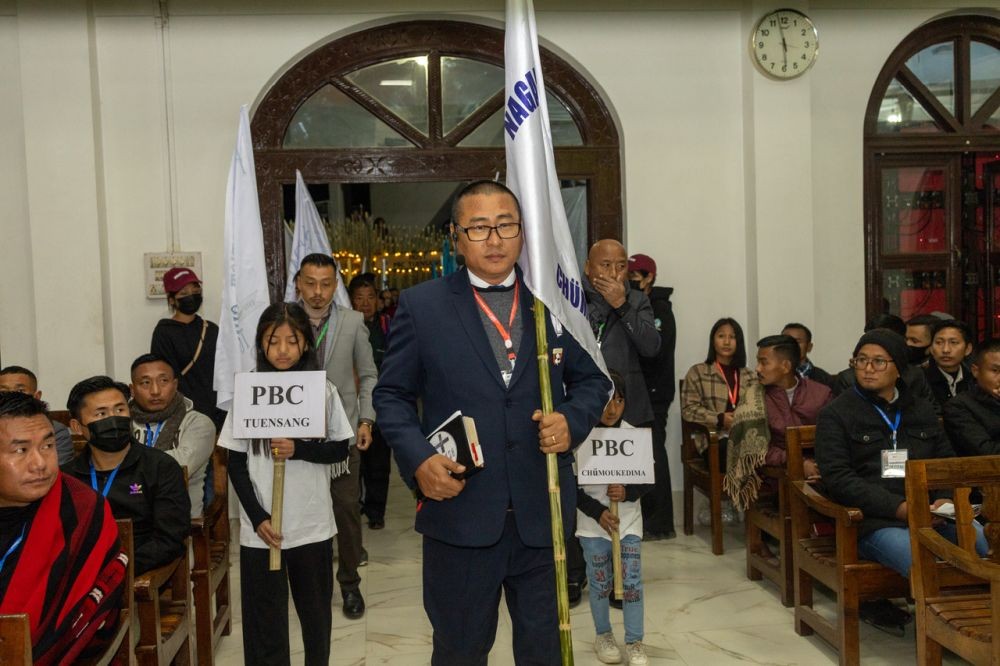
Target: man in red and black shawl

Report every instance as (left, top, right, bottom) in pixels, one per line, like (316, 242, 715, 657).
(0, 391, 125, 665)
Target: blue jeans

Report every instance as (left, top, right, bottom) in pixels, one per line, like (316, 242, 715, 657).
(858, 521, 988, 578)
(580, 535, 643, 644)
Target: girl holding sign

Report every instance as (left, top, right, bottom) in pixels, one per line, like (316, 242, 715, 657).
(219, 302, 354, 666)
(576, 371, 650, 665)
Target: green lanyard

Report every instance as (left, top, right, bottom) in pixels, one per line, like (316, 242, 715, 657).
(315, 320, 330, 346)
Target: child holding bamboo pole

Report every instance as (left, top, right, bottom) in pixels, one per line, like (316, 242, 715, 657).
(219, 302, 354, 666)
(576, 371, 650, 665)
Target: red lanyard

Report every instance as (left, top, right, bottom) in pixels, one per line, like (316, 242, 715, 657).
(473, 282, 520, 363)
(715, 361, 740, 407)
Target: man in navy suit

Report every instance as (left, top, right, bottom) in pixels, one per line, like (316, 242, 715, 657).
(374, 181, 610, 665)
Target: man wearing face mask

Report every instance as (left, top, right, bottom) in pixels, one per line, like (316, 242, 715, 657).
(62, 376, 190, 575)
(151, 267, 226, 431)
(905, 314, 938, 369)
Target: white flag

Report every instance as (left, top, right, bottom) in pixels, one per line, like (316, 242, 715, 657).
(214, 105, 270, 411)
(286, 170, 351, 309)
(504, 0, 607, 376)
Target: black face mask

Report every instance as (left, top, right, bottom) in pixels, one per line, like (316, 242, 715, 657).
(176, 294, 202, 315)
(87, 416, 133, 453)
(907, 344, 929, 364)
(628, 279, 642, 291)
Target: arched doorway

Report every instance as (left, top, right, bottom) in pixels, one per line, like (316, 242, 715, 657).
(252, 19, 622, 300)
(863, 14, 1000, 338)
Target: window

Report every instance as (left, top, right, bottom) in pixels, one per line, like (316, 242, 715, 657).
(252, 20, 621, 298)
(864, 15, 1000, 339)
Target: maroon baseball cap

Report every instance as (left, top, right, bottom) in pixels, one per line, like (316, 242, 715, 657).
(628, 253, 656, 275)
(162, 267, 201, 293)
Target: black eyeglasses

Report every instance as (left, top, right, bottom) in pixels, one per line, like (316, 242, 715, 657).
(850, 356, 894, 371)
(455, 222, 522, 242)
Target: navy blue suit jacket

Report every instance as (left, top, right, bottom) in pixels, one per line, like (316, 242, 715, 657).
(373, 267, 611, 548)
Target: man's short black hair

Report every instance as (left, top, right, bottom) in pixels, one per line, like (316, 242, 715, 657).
(298, 253, 337, 272)
(130, 353, 177, 378)
(757, 334, 802, 368)
(0, 366, 38, 385)
(347, 275, 377, 297)
(607, 369, 627, 402)
(66, 376, 130, 421)
(0, 391, 48, 422)
(781, 323, 812, 343)
(932, 318, 973, 344)
(973, 338, 1000, 366)
(450, 180, 522, 227)
(865, 314, 906, 336)
(906, 314, 940, 329)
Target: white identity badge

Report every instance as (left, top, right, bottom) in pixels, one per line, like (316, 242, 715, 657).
(881, 448, 908, 478)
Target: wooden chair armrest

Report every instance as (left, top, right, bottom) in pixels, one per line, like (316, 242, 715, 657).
(760, 465, 786, 480)
(791, 480, 864, 524)
(134, 559, 181, 600)
(916, 527, 1000, 581)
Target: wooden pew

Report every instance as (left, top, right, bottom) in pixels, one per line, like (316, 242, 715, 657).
(134, 541, 195, 666)
(190, 447, 233, 665)
(681, 417, 729, 555)
(906, 455, 1000, 666)
(787, 425, 910, 666)
(745, 454, 794, 606)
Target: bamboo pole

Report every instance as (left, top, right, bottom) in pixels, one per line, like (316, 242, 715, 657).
(269, 459, 286, 570)
(610, 500, 623, 598)
(534, 302, 574, 665)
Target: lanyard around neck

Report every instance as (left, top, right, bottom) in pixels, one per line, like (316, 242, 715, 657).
(472, 282, 520, 364)
(853, 386, 902, 448)
(90, 462, 122, 498)
(315, 319, 331, 347)
(715, 362, 740, 407)
(145, 421, 164, 447)
(0, 524, 26, 575)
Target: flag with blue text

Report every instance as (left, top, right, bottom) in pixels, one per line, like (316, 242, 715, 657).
(504, 0, 607, 376)
(214, 105, 270, 411)
(286, 170, 351, 308)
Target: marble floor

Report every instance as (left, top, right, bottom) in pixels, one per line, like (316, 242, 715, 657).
(213, 478, 963, 665)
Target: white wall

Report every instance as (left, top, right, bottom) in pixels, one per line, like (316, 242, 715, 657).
(0, 1, 984, 483)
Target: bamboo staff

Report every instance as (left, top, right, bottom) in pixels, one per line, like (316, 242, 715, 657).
(534, 302, 574, 665)
(610, 500, 623, 597)
(269, 459, 286, 570)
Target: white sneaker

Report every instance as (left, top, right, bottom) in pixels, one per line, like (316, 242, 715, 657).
(594, 632, 622, 664)
(626, 641, 649, 665)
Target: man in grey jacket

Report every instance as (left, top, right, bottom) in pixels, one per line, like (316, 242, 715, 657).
(583, 239, 661, 426)
(129, 354, 216, 518)
(296, 253, 377, 620)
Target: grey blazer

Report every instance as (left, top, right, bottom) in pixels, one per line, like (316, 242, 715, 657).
(314, 303, 378, 436)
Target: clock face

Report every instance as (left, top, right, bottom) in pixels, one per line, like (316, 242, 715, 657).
(751, 9, 818, 80)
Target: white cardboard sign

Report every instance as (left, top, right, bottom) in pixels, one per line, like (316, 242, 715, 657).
(232, 371, 326, 439)
(575, 427, 654, 485)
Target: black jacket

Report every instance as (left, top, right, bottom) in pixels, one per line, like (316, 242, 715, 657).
(151, 316, 226, 431)
(63, 443, 190, 574)
(815, 385, 952, 537)
(639, 286, 676, 414)
(583, 278, 660, 425)
(576, 484, 650, 524)
(800, 362, 835, 389)
(943, 383, 1000, 456)
(924, 359, 973, 409)
(833, 364, 938, 413)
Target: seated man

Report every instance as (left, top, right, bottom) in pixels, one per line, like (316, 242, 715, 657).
(905, 314, 938, 369)
(944, 337, 1000, 456)
(781, 323, 834, 389)
(0, 365, 75, 465)
(816, 329, 987, 630)
(129, 354, 216, 518)
(924, 319, 973, 408)
(63, 376, 190, 575)
(0, 391, 126, 663)
(756, 334, 832, 474)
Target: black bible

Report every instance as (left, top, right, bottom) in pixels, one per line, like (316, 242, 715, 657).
(427, 410, 484, 479)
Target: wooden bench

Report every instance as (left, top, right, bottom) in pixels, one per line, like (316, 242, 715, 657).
(134, 541, 194, 665)
(191, 446, 233, 665)
(681, 418, 729, 555)
(787, 425, 911, 666)
(906, 455, 1000, 666)
(745, 458, 793, 606)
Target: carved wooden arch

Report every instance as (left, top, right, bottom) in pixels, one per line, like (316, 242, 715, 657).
(252, 19, 622, 300)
